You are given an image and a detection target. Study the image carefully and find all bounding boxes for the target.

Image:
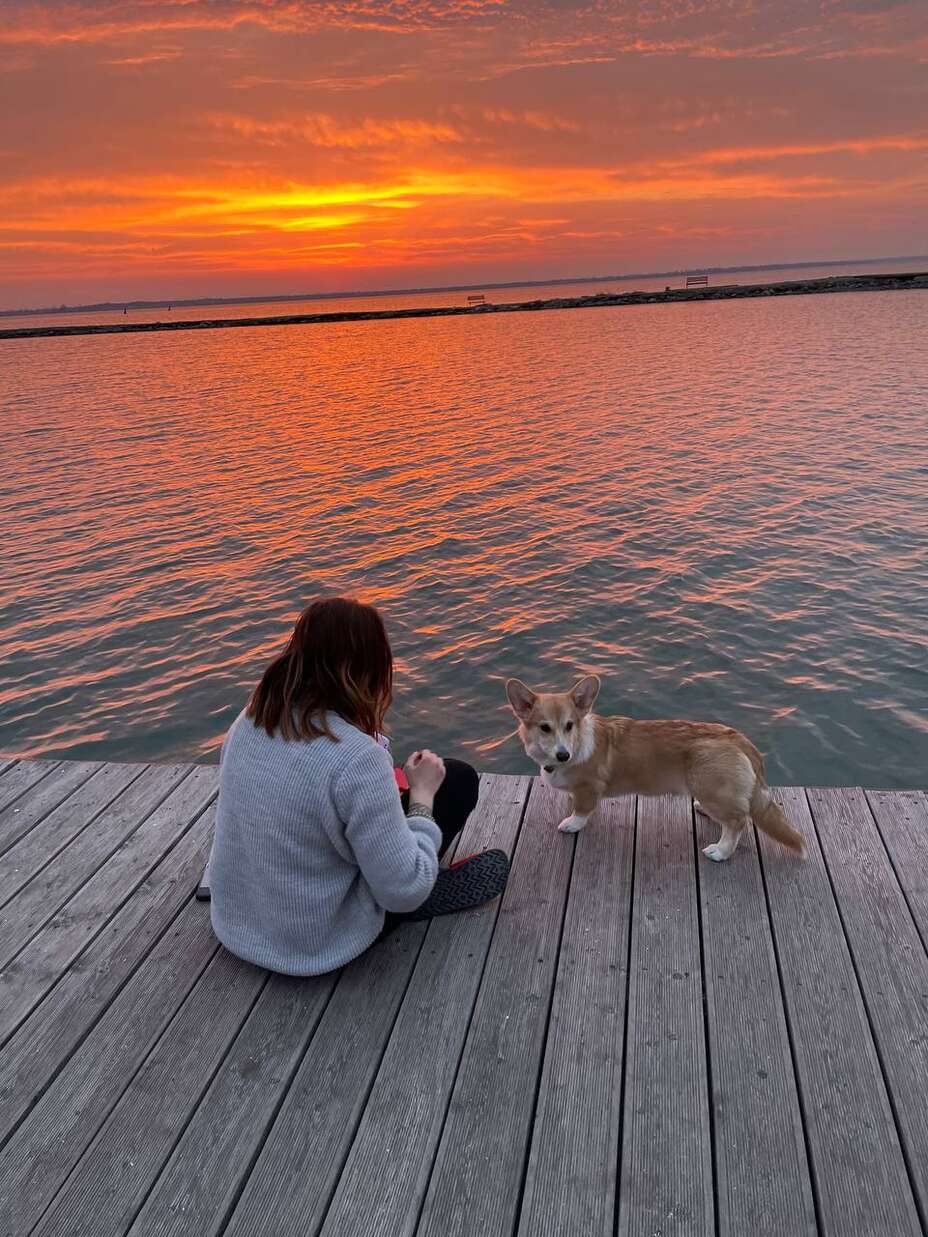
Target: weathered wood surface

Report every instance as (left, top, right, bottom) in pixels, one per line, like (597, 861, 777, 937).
(866, 788, 928, 947)
(0, 761, 151, 905)
(517, 792, 635, 1237)
(0, 764, 191, 967)
(320, 774, 531, 1237)
(0, 761, 925, 1237)
(0, 759, 97, 856)
(415, 778, 575, 1237)
(695, 807, 816, 1236)
(618, 794, 714, 1237)
(760, 788, 922, 1236)
(806, 787, 928, 1221)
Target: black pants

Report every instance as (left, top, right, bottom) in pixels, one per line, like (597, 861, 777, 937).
(381, 756, 479, 936)
(401, 756, 479, 858)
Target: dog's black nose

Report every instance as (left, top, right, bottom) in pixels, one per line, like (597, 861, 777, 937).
(556, 749, 570, 763)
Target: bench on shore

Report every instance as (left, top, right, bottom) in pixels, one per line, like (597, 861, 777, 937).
(0, 756, 926, 1236)
(685, 274, 710, 288)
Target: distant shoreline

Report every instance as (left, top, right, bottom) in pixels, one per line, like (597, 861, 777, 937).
(3, 253, 926, 319)
(3, 270, 926, 342)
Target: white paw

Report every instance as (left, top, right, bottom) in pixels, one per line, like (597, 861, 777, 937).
(694, 800, 708, 817)
(558, 815, 587, 834)
(702, 843, 730, 863)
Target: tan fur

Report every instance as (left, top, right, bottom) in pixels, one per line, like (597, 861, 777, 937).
(505, 675, 805, 860)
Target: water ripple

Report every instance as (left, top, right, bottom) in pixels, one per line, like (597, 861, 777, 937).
(2, 290, 927, 786)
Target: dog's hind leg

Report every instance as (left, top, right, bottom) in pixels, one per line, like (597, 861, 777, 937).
(558, 785, 599, 834)
(691, 748, 755, 861)
(702, 818, 748, 862)
(697, 801, 749, 862)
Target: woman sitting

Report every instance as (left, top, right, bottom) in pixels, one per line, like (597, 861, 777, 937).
(205, 597, 508, 976)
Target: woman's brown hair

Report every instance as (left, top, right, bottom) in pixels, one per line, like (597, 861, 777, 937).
(247, 598, 393, 741)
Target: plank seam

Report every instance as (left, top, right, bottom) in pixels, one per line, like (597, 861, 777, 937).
(0, 762, 108, 867)
(0, 885, 213, 1158)
(691, 800, 720, 1237)
(0, 766, 196, 941)
(0, 797, 219, 1147)
(754, 819, 825, 1237)
(0, 761, 64, 849)
(612, 795, 639, 1237)
(297, 925, 434, 1237)
(120, 971, 276, 1237)
(863, 790, 928, 959)
(508, 824, 579, 1237)
(201, 971, 343, 1237)
(803, 790, 927, 1235)
(0, 787, 219, 1050)
(406, 777, 534, 1237)
(0, 763, 186, 914)
(23, 940, 228, 1237)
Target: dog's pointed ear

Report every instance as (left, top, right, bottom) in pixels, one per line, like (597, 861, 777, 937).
(569, 674, 600, 715)
(506, 678, 537, 720)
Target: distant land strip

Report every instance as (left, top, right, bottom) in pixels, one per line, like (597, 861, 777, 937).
(3, 271, 926, 341)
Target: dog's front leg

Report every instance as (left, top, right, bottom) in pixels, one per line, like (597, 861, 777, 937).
(558, 786, 599, 834)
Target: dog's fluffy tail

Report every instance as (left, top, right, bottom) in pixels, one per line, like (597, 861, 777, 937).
(751, 784, 805, 855)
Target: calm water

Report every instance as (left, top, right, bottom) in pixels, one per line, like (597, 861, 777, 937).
(2, 290, 927, 786)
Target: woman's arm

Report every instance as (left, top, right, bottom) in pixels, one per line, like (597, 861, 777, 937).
(333, 746, 442, 913)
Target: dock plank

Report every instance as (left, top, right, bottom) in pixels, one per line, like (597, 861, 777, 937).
(0, 761, 150, 907)
(0, 761, 926, 1237)
(129, 775, 525, 1237)
(807, 786, 928, 1221)
(0, 786, 216, 1145)
(32, 948, 269, 1237)
(127, 969, 337, 1237)
(759, 788, 922, 1236)
(0, 900, 220, 1233)
(866, 789, 928, 948)
(0, 760, 61, 822)
(695, 809, 815, 1236)
(617, 795, 714, 1237)
(0, 767, 215, 1046)
(415, 779, 576, 1237)
(320, 774, 531, 1237)
(0, 759, 98, 857)
(0, 759, 17, 778)
(517, 794, 635, 1237)
(0, 764, 190, 968)
(223, 924, 429, 1237)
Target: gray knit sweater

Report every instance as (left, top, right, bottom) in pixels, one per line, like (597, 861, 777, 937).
(209, 710, 442, 975)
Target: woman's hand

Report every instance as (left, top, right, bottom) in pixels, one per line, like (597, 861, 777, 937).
(404, 750, 446, 810)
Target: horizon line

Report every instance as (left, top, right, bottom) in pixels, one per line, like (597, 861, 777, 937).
(4, 252, 927, 319)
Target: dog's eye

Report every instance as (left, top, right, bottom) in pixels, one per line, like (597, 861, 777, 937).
(565, 721, 573, 732)
(539, 723, 552, 734)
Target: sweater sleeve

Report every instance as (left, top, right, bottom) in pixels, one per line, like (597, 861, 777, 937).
(333, 744, 442, 913)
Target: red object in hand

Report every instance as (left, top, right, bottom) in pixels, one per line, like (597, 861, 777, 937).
(394, 767, 409, 791)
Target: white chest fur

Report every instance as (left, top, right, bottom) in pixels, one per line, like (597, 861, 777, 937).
(540, 765, 572, 791)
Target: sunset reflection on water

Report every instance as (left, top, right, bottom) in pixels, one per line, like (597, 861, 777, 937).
(1, 291, 927, 786)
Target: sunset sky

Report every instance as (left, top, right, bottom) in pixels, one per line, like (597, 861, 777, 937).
(1, 0, 926, 308)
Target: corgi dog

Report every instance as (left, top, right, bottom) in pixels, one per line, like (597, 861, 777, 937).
(505, 675, 804, 861)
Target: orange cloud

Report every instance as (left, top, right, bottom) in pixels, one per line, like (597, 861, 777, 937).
(0, 0, 508, 46)
(206, 112, 467, 149)
(3, 0, 928, 306)
(104, 47, 182, 65)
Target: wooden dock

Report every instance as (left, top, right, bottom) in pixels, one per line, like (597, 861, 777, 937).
(0, 757, 925, 1236)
